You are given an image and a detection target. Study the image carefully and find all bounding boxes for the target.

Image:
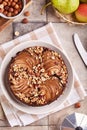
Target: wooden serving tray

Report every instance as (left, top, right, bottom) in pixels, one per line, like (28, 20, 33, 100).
(0, 0, 32, 32)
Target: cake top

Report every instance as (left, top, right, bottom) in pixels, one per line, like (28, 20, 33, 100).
(8, 46, 68, 106)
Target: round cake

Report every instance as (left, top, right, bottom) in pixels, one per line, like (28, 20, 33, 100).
(8, 46, 68, 106)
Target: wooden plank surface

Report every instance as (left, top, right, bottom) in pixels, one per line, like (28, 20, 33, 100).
(0, 24, 13, 44)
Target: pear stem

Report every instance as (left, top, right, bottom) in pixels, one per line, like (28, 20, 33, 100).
(41, 2, 52, 15)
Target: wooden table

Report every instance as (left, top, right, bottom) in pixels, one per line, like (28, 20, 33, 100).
(0, 0, 87, 130)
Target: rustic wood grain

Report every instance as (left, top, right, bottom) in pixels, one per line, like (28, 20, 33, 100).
(0, 24, 13, 45)
(0, 17, 13, 32)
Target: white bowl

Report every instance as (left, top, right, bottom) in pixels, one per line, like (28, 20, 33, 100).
(0, 40, 73, 114)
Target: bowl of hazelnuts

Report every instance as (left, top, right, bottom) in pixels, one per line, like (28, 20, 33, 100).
(0, 0, 26, 19)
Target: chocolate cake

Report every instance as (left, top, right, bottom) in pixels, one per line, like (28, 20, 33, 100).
(8, 46, 68, 106)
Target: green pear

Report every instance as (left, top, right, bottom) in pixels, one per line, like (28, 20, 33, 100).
(51, 0, 79, 14)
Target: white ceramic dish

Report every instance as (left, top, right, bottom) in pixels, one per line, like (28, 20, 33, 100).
(0, 40, 73, 114)
(0, 0, 26, 19)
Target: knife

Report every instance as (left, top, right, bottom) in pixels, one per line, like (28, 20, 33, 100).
(73, 33, 87, 67)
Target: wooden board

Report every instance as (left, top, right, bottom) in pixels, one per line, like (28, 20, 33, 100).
(0, 0, 32, 32)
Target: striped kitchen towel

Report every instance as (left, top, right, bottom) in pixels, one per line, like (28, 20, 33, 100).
(0, 23, 86, 127)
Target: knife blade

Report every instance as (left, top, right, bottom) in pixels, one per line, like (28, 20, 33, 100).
(73, 33, 87, 67)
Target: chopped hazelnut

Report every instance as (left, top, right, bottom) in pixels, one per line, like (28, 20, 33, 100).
(14, 31, 20, 36)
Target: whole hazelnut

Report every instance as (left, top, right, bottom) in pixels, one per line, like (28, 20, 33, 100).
(19, 4, 22, 9)
(9, 0, 13, 2)
(0, 4, 4, 8)
(7, 12, 12, 17)
(74, 102, 81, 108)
(7, 2, 11, 6)
(18, 1, 22, 5)
(11, 2, 16, 7)
(0, 0, 2, 4)
(3, 10, 8, 15)
(9, 7, 14, 12)
(2, 1, 7, 6)
(24, 11, 30, 16)
(15, 4, 19, 9)
(4, 5, 9, 11)
(4, 0, 8, 2)
(14, 10, 18, 15)
(0, 8, 3, 13)
(18, 8, 21, 13)
(22, 18, 29, 24)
